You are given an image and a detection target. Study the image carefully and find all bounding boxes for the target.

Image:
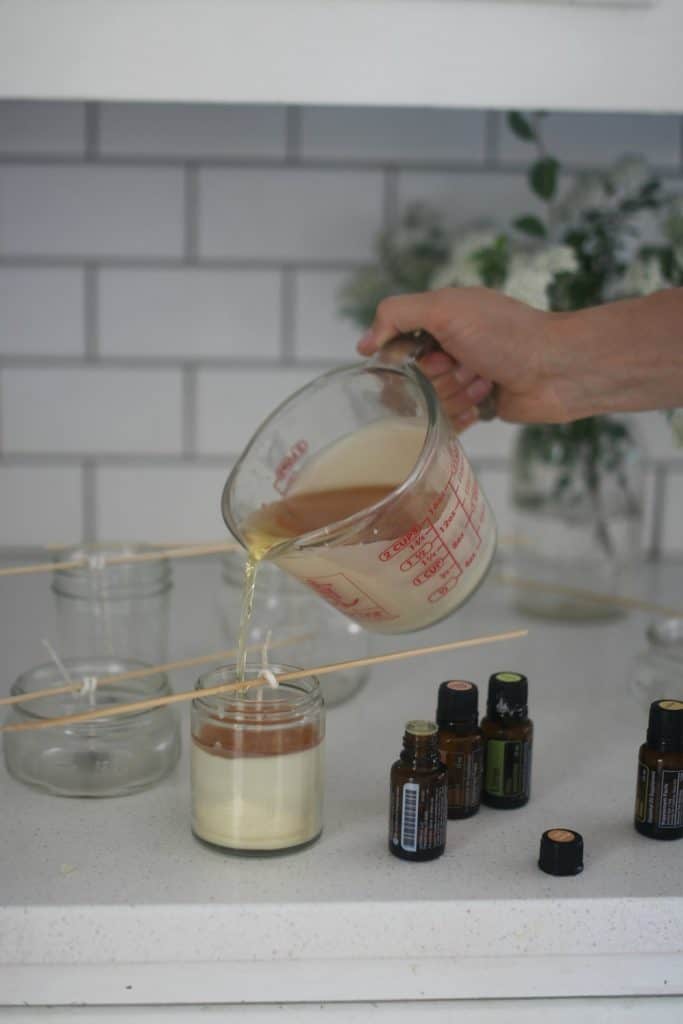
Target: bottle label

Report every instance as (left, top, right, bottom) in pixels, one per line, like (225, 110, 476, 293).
(440, 745, 483, 811)
(484, 739, 531, 799)
(635, 760, 683, 829)
(390, 778, 447, 853)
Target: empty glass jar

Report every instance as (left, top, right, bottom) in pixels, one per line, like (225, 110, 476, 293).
(631, 618, 683, 709)
(52, 544, 172, 665)
(218, 553, 370, 707)
(191, 663, 325, 853)
(4, 657, 181, 797)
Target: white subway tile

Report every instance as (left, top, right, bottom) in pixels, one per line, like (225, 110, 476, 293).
(197, 368, 317, 455)
(2, 367, 183, 455)
(0, 268, 84, 356)
(499, 112, 682, 169)
(0, 165, 184, 258)
(199, 167, 383, 261)
(398, 170, 543, 230)
(295, 270, 360, 362)
(0, 465, 82, 545)
(100, 103, 287, 159)
(0, 101, 85, 156)
(301, 106, 486, 163)
(96, 465, 229, 543)
(460, 419, 517, 463)
(661, 471, 683, 555)
(99, 268, 281, 360)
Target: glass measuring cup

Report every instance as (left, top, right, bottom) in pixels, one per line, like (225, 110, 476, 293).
(222, 339, 497, 633)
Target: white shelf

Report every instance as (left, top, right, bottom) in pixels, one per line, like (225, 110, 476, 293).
(0, 0, 681, 112)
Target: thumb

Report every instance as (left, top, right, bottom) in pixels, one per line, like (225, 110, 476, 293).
(356, 292, 444, 355)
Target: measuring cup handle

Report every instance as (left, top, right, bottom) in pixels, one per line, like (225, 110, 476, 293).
(371, 331, 498, 421)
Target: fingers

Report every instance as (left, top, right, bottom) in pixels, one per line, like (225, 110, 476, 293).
(356, 291, 448, 355)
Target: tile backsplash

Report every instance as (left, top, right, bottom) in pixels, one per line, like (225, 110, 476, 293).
(1, 101, 682, 551)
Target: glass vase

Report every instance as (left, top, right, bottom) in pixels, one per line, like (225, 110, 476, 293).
(509, 416, 644, 620)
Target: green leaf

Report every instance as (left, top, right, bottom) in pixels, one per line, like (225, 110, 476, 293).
(529, 157, 559, 201)
(513, 215, 547, 239)
(507, 112, 536, 143)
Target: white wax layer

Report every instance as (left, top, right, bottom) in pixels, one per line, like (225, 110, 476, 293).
(191, 740, 324, 851)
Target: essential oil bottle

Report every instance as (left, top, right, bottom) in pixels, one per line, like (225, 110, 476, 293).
(481, 671, 533, 809)
(634, 699, 683, 840)
(389, 720, 448, 862)
(436, 680, 483, 819)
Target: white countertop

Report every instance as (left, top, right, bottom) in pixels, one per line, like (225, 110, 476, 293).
(1, 556, 682, 1008)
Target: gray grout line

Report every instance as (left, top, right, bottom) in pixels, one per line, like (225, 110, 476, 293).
(83, 265, 98, 361)
(182, 364, 198, 457)
(280, 269, 297, 365)
(84, 103, 100, 161)
(81, 459, 97, 541)
(0, 353, 331, 371)
(184, 164, 200, 262)
(286, 106, 302, 163)
(649, 464, 668, 561)
(0, 255, 370, 272)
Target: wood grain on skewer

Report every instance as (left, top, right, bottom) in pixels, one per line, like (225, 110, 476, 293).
(0, 541, 241, 579)
(495, 571, 683, 619)
(0, 628, 528, 734)
(0, 632, 311, 709)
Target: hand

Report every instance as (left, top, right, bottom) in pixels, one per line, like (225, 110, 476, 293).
(357, 287, 570, 429)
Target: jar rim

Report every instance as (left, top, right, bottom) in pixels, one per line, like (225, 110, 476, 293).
(10, 656, 170, 723)
(52, 542, 172, 598)
(194, 662, 321, 722)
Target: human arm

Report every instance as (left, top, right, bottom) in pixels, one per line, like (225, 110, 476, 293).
(356, 286, 683, 428)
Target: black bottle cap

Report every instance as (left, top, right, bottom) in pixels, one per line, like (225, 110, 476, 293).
(646, 699, 683, 752)
(487, 671, 528, 718)
(437, 679, 479, 726)
(538, 828, 584, 876)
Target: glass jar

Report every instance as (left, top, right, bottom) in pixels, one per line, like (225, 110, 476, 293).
(217, 553, 370, 707)
(510, 417, 644, 619)
(191, 663, 325, 854)
(3, 657, 181, 797)
(52, 543, 172, 664)
(631, 619, 683, 709)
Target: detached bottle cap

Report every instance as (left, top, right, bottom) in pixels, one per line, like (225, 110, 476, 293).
(437, 679, 479, 726)
(487, 671, 528, 718)
(538, 828, 584, 876)
(646, 699, 683, 752)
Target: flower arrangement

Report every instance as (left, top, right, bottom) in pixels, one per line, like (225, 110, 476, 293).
(340, 113, 683, 608)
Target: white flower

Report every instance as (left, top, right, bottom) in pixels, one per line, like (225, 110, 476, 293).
(618, 254, 668, 297)
(671, 409, 683, 448)
(503, 261, 553, 311)
(530, 244, 578, 276)
(430, 226, 499, 289)
(558, 172, 609, 221)
(608, 155, 651, 196)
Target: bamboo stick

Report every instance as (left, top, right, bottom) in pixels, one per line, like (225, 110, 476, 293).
(0, 628, 528, 734)
(0, 632, 311, 709)
(0, 541, 241, 579)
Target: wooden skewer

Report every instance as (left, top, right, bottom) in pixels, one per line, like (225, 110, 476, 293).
(0, 628, 528, 734)
(495, 570, 683, 619)
(0, 541, 241, 579)
(0, 632, 311, 709)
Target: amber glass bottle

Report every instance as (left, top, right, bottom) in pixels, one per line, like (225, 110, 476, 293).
(481, 671, 533, 809)
(634, 699, 683, 840)
(436, 680, 483, 819)
(388, 720, 448, 861)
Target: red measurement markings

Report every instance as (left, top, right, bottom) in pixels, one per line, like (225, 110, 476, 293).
(305, 573, 398, 622)
(448, 465, 483, 551)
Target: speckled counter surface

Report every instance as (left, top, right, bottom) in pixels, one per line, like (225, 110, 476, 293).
(1, 557, 682, 1010)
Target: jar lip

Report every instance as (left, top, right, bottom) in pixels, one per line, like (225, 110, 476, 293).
(11, 656, 170, 722)
(194, 662, 321, 721)
(52, 542, 172, 597)
(647, 617, 683, 648)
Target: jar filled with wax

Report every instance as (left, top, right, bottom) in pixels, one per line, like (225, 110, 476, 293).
(191, 664, 325, 854)
(218, 552, 370, 707)
(52, 544, 172, 665)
